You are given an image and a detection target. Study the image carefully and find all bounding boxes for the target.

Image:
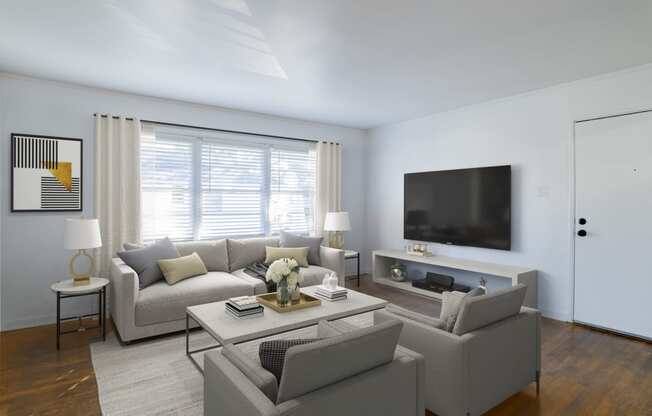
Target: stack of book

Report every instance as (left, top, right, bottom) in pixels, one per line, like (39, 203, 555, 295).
(225, 296, 264, 318)
(314, 285, 348, 301)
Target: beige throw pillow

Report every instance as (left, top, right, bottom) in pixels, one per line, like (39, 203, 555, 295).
(264, 246, 309, 268)
(158, 252, 208, 285)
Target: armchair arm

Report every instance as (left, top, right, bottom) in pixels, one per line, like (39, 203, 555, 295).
(109, 258, 139, 341)
(319, 246, 345, 286)
(204, 351, 279, 416)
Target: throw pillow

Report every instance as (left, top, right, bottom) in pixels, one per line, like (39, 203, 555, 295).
(279, 231, 322, 265)
(123, 242, 143, 250)
(157, 252, 208, 285)
(440, 287, 486, 332)
(264, 246, 309, 268)
(259, 339, 321, 382)
(117, 237, 180, 289)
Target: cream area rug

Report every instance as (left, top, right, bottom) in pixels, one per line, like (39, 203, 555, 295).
(90, 313, 373, 416)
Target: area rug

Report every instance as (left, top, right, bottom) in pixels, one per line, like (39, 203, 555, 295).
(90, 313, 373, 416)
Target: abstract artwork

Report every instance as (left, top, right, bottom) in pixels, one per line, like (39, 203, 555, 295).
(11, 134, 82, 212)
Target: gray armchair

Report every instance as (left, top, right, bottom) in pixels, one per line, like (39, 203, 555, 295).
(374, 285, 541, 416)
(204, 320, 425, 416)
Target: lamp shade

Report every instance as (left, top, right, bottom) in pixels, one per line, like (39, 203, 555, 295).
(323, 212, 351, 232)
(63, 218, 102, 250)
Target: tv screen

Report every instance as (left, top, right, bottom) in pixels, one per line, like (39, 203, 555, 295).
(404, 165, 511, 250)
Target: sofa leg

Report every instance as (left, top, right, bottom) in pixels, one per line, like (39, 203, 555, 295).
(536, 370, 541, 395)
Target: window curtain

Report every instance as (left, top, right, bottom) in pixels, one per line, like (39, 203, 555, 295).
(94, 115, 143, 277)
(313, 141, 342, 241)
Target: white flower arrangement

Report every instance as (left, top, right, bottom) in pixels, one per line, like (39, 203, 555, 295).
(265, 258, 303, 289)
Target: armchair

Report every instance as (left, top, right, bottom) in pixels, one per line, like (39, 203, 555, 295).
(374, 285, 541, 416)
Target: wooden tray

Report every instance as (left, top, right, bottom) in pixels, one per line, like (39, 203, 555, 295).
(256, 291, 321, 313)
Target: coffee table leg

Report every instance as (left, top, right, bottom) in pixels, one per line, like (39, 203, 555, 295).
(186, 313, 221, 374)
(56, 292, 61, 350)
(186, 313, 190, 356)
(357, 254, 361, 287)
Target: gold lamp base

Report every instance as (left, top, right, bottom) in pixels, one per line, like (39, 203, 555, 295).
(329, 231, 344, 249)
(70, 249, 95, 286)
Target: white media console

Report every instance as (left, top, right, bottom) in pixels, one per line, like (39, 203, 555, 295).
(372, 249, 538, 308)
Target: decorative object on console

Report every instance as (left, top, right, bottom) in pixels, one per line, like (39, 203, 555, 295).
(323, 211, 351, 249)
(390, 262, 407, 281)
(265, 258, 303, 307)
(11, 134, 82, 212)
(406, 243, 433, 257)
(63, 218, 102, 286)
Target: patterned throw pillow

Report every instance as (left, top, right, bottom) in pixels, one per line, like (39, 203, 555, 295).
(259, 339, 321, 382)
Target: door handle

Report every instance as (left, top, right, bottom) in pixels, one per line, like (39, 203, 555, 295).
(577, 230, 587, 237)
(578, 218, 587, 225)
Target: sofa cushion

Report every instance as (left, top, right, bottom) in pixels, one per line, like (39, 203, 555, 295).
(227, 237, 279, 271)
(264, 246, 309, 268)
(117, 237, 180, 289)
(230, 269, 269, 294)
(386, 303, 445, 329)
(453, 284, 527, 335)
(276, 319, 402, 404)
(135, 272, 254, 326)
(158, 252, 208, 285)
(279, 231, 322, 265)
(175, 239, 229, 272)
(222, 344, 279, 403)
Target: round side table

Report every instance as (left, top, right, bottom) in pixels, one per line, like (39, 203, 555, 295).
(50, 277, 109, 350)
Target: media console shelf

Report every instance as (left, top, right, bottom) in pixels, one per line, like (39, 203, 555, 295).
(372, 249, 538, 308)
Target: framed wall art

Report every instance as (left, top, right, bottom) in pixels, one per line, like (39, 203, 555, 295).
(11, 133, 83, 212)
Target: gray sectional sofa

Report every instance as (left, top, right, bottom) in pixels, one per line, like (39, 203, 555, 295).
(110, 236, 345, 342)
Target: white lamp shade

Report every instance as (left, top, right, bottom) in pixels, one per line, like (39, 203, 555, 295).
(63, 218, 102, 250)
(323, 212, 352, 232)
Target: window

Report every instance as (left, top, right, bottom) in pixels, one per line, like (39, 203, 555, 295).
(141, 127, 316, 242)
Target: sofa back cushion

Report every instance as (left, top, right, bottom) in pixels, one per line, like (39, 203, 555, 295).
(453, 284, 527, 335)
(279, 231, 322, 265)
(175, 239, 229, 272)
(227, 237, 279, 271)
(276, 319, 402, 404)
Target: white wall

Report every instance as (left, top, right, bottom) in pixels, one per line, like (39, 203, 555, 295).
(0, 73, 367, 330)
(366, 64, 652, 321)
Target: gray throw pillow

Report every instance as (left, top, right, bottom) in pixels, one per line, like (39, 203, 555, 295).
(279, 231, 322, 265)
(259, 339, 321, 382)
(117, 237, 180, 289)
(440, 287, 486, 332)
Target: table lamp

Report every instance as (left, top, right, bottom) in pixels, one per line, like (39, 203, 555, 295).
(64, 218, 102, 286)
(323, 211, 351, 249)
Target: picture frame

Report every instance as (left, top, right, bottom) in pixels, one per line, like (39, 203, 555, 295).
(10, 133, 83, 212)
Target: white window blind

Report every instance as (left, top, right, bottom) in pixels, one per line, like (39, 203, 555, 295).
(141, 135, 195, 241)
(200, 141, 266, 239)
(141, 127, 317, 242)
(269, 148, 316, 235)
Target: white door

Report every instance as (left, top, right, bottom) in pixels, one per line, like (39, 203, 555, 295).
(574, 111, 652, 340)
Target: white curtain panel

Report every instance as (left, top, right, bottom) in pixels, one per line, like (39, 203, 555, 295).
(313, 141, 342, 239)
(94, 115, 142, 277)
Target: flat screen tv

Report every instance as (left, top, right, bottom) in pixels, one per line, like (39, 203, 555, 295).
(404, 165, 511, 250)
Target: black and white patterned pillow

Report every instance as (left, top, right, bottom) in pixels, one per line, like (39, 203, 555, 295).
(259, 339, 320, 382)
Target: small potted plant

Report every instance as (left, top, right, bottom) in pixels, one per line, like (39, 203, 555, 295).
(266, 258, 303, 307)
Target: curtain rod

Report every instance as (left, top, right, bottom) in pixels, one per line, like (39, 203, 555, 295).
(93, 113, 340, 145)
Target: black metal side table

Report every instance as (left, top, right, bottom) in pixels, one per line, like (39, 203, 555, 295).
(344, 250, 361, 287)
(50, 277, 109, 350)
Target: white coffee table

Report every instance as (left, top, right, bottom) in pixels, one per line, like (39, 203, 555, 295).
(185, 285, 388, 373)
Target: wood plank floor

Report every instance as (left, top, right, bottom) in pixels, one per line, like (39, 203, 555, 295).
(1, 275, 650, 416)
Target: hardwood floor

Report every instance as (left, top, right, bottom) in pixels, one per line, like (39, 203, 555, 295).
(1, 275, 650, 415)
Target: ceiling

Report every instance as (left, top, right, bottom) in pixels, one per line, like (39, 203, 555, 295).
(1, 0, 652, 128)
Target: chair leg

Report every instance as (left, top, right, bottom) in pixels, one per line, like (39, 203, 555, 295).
(536, 370, 541, 395)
